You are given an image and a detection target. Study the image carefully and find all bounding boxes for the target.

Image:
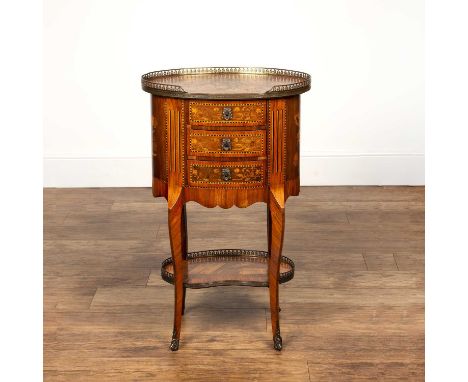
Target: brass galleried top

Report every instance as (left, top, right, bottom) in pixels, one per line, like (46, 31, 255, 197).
(141, 67, 311, 99)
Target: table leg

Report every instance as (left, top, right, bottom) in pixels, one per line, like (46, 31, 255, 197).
(181, 204, 188, 315)
(268, 192, 285, 351)
(168, 198, 187, 351)
(267, 205, 272, 255)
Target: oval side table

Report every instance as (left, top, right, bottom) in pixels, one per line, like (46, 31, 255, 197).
(141, 67, 311, 351)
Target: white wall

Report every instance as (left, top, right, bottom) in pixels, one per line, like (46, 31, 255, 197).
(44, 0, 424, 187)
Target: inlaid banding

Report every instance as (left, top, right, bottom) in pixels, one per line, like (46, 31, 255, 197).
(188, 160, 266, 188)
(166, 101, 184, 180)
(268, 100, 287, 181)
(188, 130, 266, 157)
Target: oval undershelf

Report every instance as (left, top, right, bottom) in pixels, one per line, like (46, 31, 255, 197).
(161, 249, 295, 289)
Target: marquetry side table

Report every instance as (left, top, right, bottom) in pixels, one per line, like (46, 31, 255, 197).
(141, 67, 311, 351)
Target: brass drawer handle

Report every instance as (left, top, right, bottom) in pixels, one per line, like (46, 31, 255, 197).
(222, 107, 233, 121)
(221, 138, 232, 151)
(221, 168, 231, 181)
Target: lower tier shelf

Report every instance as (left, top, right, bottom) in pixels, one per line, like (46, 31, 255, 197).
(161, 249, 295, 288)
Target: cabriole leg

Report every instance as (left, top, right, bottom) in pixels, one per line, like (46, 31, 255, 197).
(168, 198, 187, 351)
(268, 194, 285, 351)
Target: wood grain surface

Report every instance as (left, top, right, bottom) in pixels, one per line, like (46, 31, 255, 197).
(44, 186, 424, 381)
(150, 96, 300, 208)
(189, 100, 266, 126)
(188, 129, 266, 157)
(188, 160, 266, 188)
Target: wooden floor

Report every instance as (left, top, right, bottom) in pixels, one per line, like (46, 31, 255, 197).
(44, 187, 424, 381)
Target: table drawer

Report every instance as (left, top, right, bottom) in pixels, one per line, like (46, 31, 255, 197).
(189, 101, 266, 126)
(188, 129, 266, 157)
(188, 160, 266, 188)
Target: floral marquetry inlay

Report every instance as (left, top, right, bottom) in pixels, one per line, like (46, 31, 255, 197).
(189, 101, 266, 126)
(189, 130, 266, 156)
(188, 161, 265, 188)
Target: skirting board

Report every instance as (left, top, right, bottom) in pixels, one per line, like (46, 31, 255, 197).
(43, 154, 424, 187)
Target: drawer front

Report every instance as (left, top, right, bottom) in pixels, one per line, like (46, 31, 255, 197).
(188, 129, 266, 157)
(189, 101, 266, 126)
(188, 160, 265, 188)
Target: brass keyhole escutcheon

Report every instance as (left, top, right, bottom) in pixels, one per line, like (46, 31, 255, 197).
(221, 138, 232, 151)
(221, 168, 231, 181)
(222, 107, 233, 121)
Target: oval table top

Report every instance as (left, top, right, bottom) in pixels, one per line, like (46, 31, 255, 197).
(141, 67, 311, 100)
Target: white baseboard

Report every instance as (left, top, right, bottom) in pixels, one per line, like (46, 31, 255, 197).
(300, 153, 424, 186)
(43, 154, 424, 187)
(43, 157, 152, 188)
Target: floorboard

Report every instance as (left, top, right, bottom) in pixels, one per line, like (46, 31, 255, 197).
(44, 186, 424, 381)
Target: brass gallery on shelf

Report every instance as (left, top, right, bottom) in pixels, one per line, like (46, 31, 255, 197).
(141, 67, 311, 351)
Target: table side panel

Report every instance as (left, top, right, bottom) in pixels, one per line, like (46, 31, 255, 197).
(285, 96, 300, 193)
(151, 96, 168, 183)
(151, 96, 301, 206)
